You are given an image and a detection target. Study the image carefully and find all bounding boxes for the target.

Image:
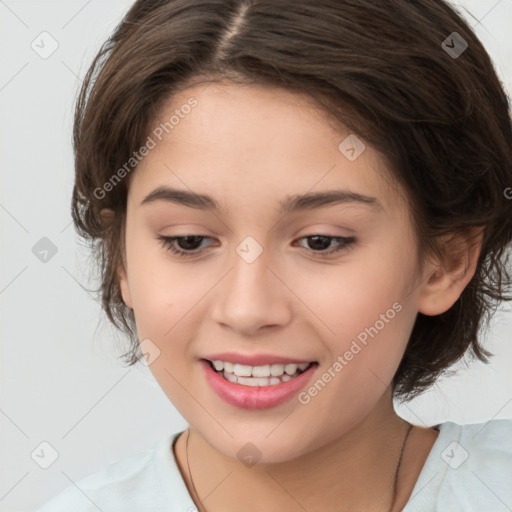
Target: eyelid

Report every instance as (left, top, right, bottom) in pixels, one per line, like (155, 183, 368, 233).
(156, 232, 357, 259)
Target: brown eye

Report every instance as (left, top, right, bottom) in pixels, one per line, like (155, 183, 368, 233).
(295, 235, 356, 257)
(156, 234, 356, 260)
(157, 235, 212, 257)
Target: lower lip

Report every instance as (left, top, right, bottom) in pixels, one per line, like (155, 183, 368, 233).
(200, 360, 317, 410)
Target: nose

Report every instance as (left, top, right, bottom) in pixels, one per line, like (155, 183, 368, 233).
(211, 243, 293, 336)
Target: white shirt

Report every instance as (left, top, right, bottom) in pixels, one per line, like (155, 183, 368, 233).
(35, 418, 512, 511)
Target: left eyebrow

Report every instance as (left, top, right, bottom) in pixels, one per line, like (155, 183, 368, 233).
(140, 186, 382, 213)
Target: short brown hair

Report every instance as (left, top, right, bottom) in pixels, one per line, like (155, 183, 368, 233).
(71, 0, 512, 401)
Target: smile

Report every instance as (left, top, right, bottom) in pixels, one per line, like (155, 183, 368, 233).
(207, 360, 313, 386)
(200, 359, 319, 409)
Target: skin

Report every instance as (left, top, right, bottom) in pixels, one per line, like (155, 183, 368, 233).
(112, 81, 482, 511)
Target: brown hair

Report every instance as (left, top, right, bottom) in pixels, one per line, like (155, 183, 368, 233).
(71, 0, 512, 401)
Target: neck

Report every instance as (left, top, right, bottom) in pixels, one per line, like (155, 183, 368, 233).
(174, 389, 419, 512)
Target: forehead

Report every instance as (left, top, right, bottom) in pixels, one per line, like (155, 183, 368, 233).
(128, 81, 403, 216)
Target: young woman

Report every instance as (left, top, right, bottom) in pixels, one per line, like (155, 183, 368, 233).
(37, 0, 512, 510)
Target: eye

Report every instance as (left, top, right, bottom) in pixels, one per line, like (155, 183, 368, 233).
(156, 234, 356, 259)
(294, 235, 356, 257)
(157, 235, 212, 258)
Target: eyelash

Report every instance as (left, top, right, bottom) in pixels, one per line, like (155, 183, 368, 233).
(156, 234, 356, 259)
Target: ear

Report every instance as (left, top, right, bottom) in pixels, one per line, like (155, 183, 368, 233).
(117, 261, 133, 309)
(101, 208, 133, 309)
(417, 227, 484, 316)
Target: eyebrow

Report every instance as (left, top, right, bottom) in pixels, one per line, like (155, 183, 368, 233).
(140, 186, 381, 214)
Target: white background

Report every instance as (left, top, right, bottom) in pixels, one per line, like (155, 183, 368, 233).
(1, 1, 511, 510)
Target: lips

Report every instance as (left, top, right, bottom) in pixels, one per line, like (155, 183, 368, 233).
(200, 358, 319, 409)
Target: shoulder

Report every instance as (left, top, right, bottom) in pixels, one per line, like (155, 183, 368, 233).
(35, 431, 194, 512)
(404, 418, 512, 512)
(438, 417, 512, 470)
(437, 418, 512, 509)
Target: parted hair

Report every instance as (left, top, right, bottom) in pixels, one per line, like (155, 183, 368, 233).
(71, 0, 512, 401)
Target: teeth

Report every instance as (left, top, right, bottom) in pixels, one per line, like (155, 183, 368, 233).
(212, 360, 224, 371)
(270, 364, 285, 376)
(284, 364, 298, 375)
(237, 376, 269, 387)
(223, 372, 292, 386)
(210, 360, 312, 378)
(224, 372, 237, 383)
(209, 359, 314, 387)
(252, 365, 270, 377)
(233, 364, 253, 377)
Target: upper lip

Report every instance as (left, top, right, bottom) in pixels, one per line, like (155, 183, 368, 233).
(201, 352, 317, 366)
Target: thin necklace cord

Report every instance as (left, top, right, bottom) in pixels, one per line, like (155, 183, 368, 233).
(185, 423, 413, 512)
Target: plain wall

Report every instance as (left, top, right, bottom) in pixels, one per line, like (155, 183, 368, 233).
(1, 1, 511, 510)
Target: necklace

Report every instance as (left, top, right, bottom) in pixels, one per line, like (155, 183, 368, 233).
(185, 423, 413, 512)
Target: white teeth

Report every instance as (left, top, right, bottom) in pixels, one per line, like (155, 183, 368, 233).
(251, 365, 271, 377)
(224, 373, 291, 387)
(237, 376, 263, 387)
(209, 359, 313, 386)
(284, 364, 298, 375)
(212, 360, 224, 371)
(224, 372, 237, 383)
(233, 364, 253, 377)
(209, 359, 315, 387)
(270, 364, 285, 376)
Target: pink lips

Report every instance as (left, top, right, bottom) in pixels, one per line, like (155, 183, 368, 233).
(200, 359, 318, 410)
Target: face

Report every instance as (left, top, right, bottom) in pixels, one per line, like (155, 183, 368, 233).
(118, 81, 426, 463)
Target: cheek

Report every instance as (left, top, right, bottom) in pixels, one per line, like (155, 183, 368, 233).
(125, 227, 201, 332)
(124, 238, 205, 413)
(308, 244, 412, 335)
(300, 238, 416, 381)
